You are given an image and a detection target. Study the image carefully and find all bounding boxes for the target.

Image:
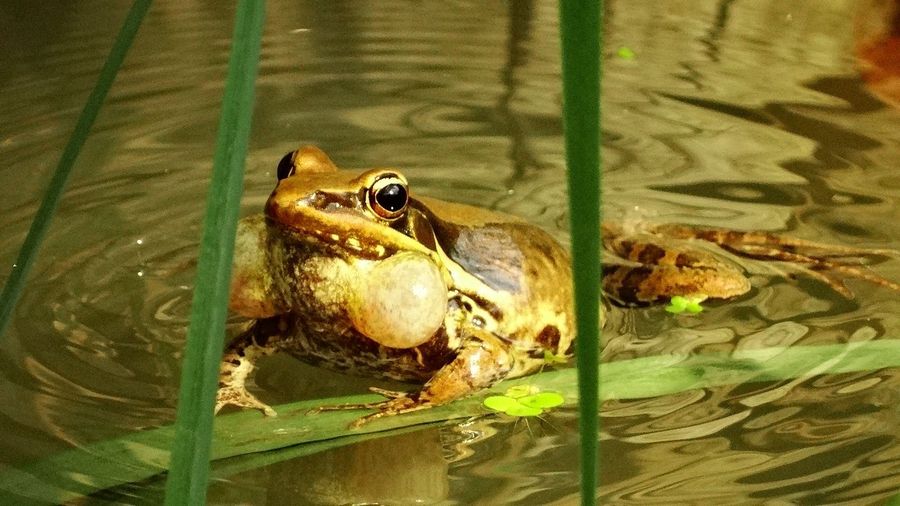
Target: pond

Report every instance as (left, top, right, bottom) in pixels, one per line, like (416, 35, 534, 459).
(1, 0, 899, 503)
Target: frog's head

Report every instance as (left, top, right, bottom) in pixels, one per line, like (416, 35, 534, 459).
(262, 146, 449, 349)
(265, 146, 435, 260)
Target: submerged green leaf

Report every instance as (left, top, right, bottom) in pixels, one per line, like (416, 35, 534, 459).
(3, 339, 900, 503)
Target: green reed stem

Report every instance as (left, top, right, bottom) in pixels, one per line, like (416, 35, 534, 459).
(559, 1, 602, 504)
(0, 0, 152, 341)
(162, 1, 265, 504)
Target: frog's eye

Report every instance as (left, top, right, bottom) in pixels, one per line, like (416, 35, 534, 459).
(276, 151, 297, 180)
(368, 174, 408, 220)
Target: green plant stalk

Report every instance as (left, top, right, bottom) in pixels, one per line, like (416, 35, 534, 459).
(558, 0, 602, 504)
(0, 0, 153, 341)
(162, 1, 266, 504)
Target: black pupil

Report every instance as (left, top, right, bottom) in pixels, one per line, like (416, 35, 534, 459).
(376, 183, 407, 212)
(276, 152, 295, 180)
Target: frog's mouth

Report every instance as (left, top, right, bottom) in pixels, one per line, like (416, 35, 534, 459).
(265, 196, 433, 261)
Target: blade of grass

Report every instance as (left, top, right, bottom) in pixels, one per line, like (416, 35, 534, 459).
(162, 1, 266, 504)
(559, 0, 602, 504)
(5, 339, 897, 504)
(0, 0, 153, 341)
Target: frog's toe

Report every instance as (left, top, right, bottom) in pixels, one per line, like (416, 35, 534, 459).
(367, 386, 409, 399)
(309, 394, 429, 428)
(308, 399, 383, 414)
(308, 387, 411, 415)
(215, 387, 277, 417)
(348, 397, 427, 429)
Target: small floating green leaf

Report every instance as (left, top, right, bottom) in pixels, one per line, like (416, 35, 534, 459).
(506, 385, 539, 399)
(505, 404, 544, 417)
(519, 392, 566, 409)
(483, 395, 519, 412)
(666, 295, 706, 314)
(543, 349, 569, 365)
(616, 46, 636, 60)
(665, 296, 687, 313)
(685, 299, 705, 313)
(483, 388, 566, 417)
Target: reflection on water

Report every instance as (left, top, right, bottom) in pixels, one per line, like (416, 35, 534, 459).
(1, 0, 899, 503)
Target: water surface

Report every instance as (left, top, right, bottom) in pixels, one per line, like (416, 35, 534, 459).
(1, 0, 899, 503)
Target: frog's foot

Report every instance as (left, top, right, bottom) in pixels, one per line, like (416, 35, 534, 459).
(309, 387, 410, 413)
(215, 385, 277, 417)
(347, 395, 429, 429)
(729, 243, 900, 297)
(308, 389, 430, 428)
(314, 332, 514, 429)
(308, 387, 434, 429)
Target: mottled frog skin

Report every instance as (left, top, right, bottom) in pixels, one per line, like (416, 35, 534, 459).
(216, 146, 899, 427)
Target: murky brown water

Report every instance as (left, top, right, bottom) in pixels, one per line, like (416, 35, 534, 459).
(1, 0, 899, 503)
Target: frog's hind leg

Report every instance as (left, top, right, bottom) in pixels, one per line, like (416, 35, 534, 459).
(314, 332, 514, 429)
(648, 224, 900, 297)
(650, 224, 900, 258)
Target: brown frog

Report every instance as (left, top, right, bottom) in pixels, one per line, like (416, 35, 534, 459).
(216, 146, 898, 427)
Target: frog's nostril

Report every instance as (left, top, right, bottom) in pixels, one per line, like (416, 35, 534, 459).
(276, 151, 296, 180)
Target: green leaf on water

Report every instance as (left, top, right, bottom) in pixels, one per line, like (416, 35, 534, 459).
(519, 392, 566, 409)
(685, 299, 704, 313)
(665, 295, 688, 313)
(484, 387, 565, 417)
(4, 339, 900, 503)
(616, 46, 636, 60)
(505, 385, 539, 398)
(504, 403, 544, 417)
(543, 349, 569, 365)
(666, 295, 706, 314)
(483, 395, 519, 412)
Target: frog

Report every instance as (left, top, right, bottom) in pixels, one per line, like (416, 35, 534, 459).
(218, 146, 581, 427)
(216, 146, 899, 427)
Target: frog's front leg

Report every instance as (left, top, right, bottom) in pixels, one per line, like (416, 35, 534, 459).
(215, 317, 286, 417)
(316, 331, 513, 429)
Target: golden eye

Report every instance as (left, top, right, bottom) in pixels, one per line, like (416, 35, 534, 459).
(368, 174, 408, 220)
